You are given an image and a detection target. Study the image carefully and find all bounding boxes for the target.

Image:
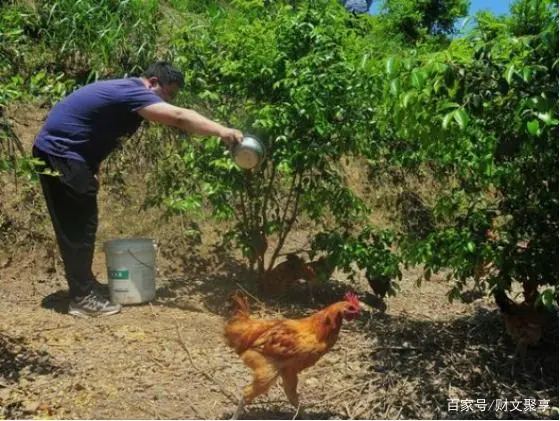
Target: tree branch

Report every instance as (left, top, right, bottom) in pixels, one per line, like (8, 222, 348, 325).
(267, 170, 304, 270)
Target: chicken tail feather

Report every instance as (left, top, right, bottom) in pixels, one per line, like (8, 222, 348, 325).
(225, 292, 278, 355)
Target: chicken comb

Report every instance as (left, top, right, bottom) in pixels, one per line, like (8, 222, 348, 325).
(344, 292, 360, 307)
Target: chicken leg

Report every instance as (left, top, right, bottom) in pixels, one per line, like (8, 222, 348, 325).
(231, 355, 279, 419)
(281, 369, 305, 418)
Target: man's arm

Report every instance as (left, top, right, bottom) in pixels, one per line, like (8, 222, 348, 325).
(138, 102, 243, 144)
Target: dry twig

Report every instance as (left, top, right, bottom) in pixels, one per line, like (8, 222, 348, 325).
(184, 395, 205, 419)
(34, 324, 74, 333)
(344, 402, 353, 419)
(234, 283, 263, 305)
(313, 381, 369, 405)
(148, 302, 158, 318)
(292, 403, 302, 420)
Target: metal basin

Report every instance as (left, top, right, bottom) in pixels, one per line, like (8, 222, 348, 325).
(231, 135, 266, 169)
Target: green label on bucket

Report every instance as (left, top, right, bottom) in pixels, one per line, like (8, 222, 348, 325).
(109, 269, 129, 280)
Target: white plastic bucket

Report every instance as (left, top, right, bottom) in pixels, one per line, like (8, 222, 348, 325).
(103, 238, 157, 305)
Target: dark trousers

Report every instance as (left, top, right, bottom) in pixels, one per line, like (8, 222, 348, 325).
(32, 146, 98, 298)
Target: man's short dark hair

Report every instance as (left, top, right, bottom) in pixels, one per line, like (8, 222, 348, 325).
(143, 61, 185, 88)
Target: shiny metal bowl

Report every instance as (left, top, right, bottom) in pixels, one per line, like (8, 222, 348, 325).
(231, 135, 266, 169)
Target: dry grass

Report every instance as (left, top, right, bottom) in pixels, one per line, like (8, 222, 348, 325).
(340, 156, 446, 232)
(1, 265, 557, 419)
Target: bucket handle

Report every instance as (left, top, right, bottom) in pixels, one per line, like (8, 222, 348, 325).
(127, 249, 154, 270)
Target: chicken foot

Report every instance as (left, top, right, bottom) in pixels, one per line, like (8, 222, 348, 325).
(231, 362, 279, 419)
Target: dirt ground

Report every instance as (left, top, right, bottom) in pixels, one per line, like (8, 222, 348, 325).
(1, 104, 558, 420)
(1, 248, 558, 420)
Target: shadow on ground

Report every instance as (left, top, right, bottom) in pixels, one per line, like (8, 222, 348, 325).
(358, 308, 559, 420)
(40, 290, 69, 315)
(0, 334, 62, 384)
(153, 246, 385, 318)
(0, 333, 65, 419)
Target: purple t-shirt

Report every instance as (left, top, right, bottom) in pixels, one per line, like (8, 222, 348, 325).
(34, 77, 162, 168)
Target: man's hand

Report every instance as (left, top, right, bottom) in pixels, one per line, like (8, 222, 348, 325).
(219, 128, 243, 146)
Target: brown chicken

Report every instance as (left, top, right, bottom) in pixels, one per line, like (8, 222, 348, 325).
(493, 289, 546, 375)
(224, 291, 361, 419)
(257, 254, 317, 300)
(246, 230, 267, 271)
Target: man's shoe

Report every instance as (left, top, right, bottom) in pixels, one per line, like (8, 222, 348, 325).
(68, 291, 121, 317)
(92, 279, 110, 297)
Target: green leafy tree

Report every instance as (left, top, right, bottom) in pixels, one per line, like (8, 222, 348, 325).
(378, 0, 470, 43)
(373, 0, 558, 305)
(150, 1, 387, 281)
(509, 0, 558, 36)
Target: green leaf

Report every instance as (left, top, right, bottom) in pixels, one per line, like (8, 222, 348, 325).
(453, 109, 469, 130)
(402, 91, 415, 107)
(527, 119, 540, 136)
(505, 64, 516, 84)
(466, 242, 475, 253)
(431, 62, 448, 74)
(442, 111, 454, 130)
(444, 67, 455, 87)
(403, 58, 414, 71)
(411, 71, 427, 89)
(536, 112, 553, 125)
(471, 95, 482, 109)
(433, 78, 443, 93)
(540, 289, 554, 307)
(386, 57, 398, 76)
(390, 78, 400, 95)
(522, 66, 534, 82)
(438, 101, 460, 111)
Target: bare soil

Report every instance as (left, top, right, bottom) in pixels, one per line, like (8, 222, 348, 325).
(0, 104, 558, 420)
